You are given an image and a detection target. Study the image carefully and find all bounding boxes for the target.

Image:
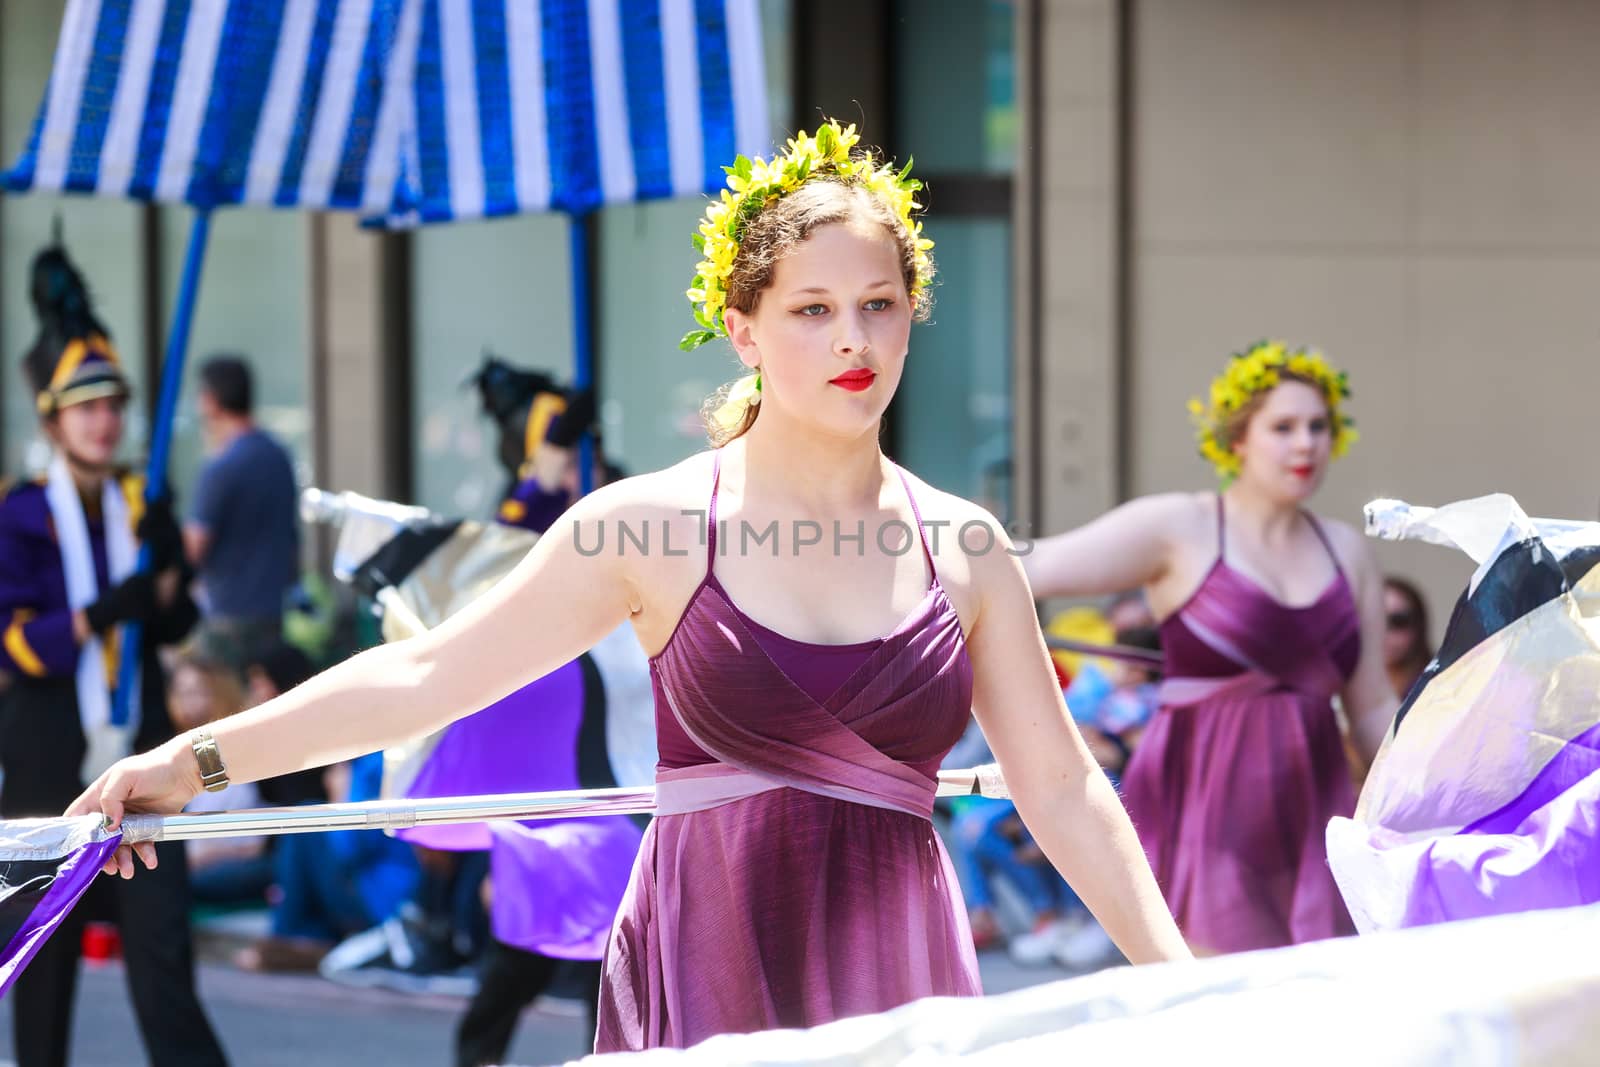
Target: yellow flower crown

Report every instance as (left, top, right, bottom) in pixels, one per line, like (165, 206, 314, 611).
(1187, 340, 1358, 480)
(680, 119, 935, 351)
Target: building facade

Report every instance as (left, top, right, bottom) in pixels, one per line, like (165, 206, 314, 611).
(4, 0, 1597, 626)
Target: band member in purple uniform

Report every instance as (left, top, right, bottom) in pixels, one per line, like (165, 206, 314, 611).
(0, 246, 227, 1067)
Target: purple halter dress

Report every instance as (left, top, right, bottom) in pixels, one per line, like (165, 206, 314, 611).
(595, 453, 981, 1052)
(1122, 496, 1360, 953)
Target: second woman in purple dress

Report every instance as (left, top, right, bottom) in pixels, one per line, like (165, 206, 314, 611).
(1024, 342, 1398, 955)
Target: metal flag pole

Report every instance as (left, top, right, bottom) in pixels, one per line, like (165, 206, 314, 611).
(116, 766, 1010, 844)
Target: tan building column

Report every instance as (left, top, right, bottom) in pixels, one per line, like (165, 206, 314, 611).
(308, 214, 410, 503)
(1014, 0, 1125, 541)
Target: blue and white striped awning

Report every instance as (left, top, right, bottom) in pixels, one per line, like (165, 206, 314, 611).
(2, 0, 770, 224)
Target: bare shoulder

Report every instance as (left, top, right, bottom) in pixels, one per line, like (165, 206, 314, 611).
(567, 452, 719, 563)
(1082, 489, 1216, 562)
(1315, 512, 1378, 583)
(896, 472, 1006, 539)
(894, 474, 1023, 628)
(1139, 490, 1217, 541)
(566, 452, 718, 649)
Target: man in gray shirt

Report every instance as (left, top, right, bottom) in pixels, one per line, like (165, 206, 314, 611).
(184, 355, 299, 670)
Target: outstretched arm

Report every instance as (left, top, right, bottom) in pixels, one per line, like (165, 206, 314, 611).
(967, 520, 1191, 965)
(1020, 494, 1188, 600)
(71, 483, 641, 873)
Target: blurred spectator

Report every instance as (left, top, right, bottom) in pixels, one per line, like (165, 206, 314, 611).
(1383, 576, 1433, 699)
(952, 797, 1074, 953)
(170, 649, 271, 908)
(1059, 625, 1161, 774)
(1067, 626, 1163, 779)
(234, 751, 421, 973)
(184, 355, 299, 672)
(232, 642, 416, 972)
(951, 605, 1164, 964)
(1006, 625, 1162, 969)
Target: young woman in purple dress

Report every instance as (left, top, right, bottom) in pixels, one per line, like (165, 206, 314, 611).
(70, 122, 1191, 1051)
(1022, 343, 1399, 955)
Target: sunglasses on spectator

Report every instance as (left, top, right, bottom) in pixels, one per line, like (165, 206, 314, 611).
(1386, 611, 1417, 632)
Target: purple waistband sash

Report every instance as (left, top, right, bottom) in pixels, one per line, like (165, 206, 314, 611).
(1158, 670, 1285, 708)
(653, 762, 931, 819)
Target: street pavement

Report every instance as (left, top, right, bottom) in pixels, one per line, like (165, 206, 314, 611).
(0, 950, 1085, 1066)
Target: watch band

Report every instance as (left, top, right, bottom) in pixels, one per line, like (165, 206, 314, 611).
(189, 729, 230, 793)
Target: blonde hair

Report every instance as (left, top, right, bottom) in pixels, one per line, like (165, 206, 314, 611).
(170, 647, 247, 724)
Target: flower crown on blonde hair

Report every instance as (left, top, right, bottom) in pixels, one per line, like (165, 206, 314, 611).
(680, 119, 934, 352)
(1187, 340, 1358, 481)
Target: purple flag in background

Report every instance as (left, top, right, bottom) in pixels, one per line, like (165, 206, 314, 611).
(0, 815, 120, 998)
(1328, 495, 1600, 933)
(489, 816, 641, 960)
(392, 661, 591, 853)
(387, 654, 647, 959)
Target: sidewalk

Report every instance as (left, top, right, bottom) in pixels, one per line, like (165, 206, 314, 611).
(0, 929, 1087, 1067)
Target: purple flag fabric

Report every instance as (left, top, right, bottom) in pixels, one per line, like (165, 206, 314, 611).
(0, 816, 121, 997)
(1328, 495, 1600, 933)
(388, 657, 647, 959)
(488, 816, 641, 960)
(392, 661, 590, 852)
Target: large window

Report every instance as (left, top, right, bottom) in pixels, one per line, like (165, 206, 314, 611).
(893, 0, 1017, 177)
(888, 0, 1016, 518)
(894, 217, 1013, 517)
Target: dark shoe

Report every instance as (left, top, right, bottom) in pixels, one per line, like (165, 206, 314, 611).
(317, 909, 477, 997)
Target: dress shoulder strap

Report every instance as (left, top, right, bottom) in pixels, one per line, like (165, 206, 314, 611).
(1215, 492, 1226, 564)
(893, 466, 938, 588)
(1303, 511, 1346, 579)
(706, 451, 723, 574)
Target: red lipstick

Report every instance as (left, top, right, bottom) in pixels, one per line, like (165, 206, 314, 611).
(829, 369, 876, 392)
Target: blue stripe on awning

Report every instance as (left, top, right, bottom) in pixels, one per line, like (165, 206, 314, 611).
(272, 0, 341, 206)
(619, 0, 672, 201)
(186, 0, 285, 206)
(540, 0, 601, 215)
(412, 0, 453, 223)
(126, 0, 193, 200)
(328, 1, 402, 208)
(692, 0, 735, 195)
(472, 0, 518, 218)
(64, 0, 134, 193)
